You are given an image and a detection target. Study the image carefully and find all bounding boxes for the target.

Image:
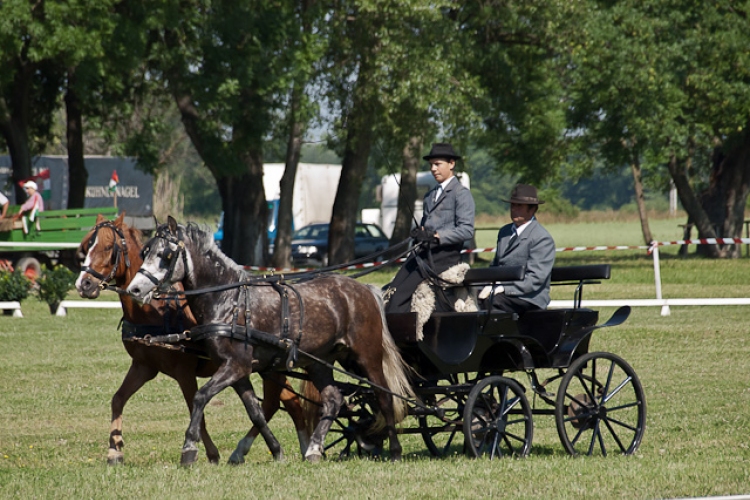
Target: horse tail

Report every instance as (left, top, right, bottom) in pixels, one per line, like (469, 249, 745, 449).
(367, 285, 414, 424)
(300, 379, 321, 438)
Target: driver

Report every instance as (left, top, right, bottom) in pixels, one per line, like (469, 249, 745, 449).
(385, 143, 475, 313)
(479, 184, 555, 314)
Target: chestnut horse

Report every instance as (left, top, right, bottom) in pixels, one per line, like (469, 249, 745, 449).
(126, 217, 412, 464)
(75, 213, 309, 464)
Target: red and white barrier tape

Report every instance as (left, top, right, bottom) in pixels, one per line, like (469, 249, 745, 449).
(244, 238, 750, 272)
(651, 237, 750, 247)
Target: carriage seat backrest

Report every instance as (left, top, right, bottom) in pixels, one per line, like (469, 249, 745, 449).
(461, 264, 611, 309)
(550, 264, 611, 308)
(462, 265, 525, 286)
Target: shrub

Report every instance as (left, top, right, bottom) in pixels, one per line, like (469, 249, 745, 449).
(35, 265, 76, 310)
(0, 269, 32, 302)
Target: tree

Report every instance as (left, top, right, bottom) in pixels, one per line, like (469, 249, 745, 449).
(567, 0, 750, 255)
(153, 0, 301, 265)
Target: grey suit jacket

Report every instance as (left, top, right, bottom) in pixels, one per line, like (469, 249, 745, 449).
(420, 176, 475, 246)
(491, 218, 555, 309)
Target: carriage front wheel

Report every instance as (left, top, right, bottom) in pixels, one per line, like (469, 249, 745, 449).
(462, 376, 533, 459)
(555, 351, 646, 456)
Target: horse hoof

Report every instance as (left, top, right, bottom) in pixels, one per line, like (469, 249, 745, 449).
(305, 452, 322, 463)
(227, 451, 245, 465)
(107, 450, 124, 466)
(181, 448, 199, 467)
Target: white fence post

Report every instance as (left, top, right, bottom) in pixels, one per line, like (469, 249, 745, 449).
(652, 245, 670, 316)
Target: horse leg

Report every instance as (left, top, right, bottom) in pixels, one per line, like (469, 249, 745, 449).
(173, 369, 220, 464)
(279, 376, 311, 457)
(181, 363, 243, 466)
(354, 353, 404, 461)
(108, 362, 158, 465)
(231, 376, 283, 462)
(304, 367, 343, 463)
(229, 373, 307, 464)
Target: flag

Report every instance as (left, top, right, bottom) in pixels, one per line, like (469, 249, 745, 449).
(37, 169, 51, 201)
(109, 171, 119, 194)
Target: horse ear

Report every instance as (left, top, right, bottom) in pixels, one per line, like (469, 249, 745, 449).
(153, 215, 160, 227)
(167, 215, 178, 234)
(114, 212, 125, 227)
(96, 214, 106, 223)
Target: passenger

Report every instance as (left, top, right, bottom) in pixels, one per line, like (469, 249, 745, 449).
(385, 142, 475, 313)
(14, 180, 44, 221)
(479, 183, 555, 314)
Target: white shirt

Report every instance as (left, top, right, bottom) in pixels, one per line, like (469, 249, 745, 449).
(435, 176, 454, 202)
(0, 192, 8, 206)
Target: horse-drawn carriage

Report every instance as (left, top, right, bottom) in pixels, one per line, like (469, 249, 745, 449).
(328, 265, 645, 459)
(78, 216, 645, 464)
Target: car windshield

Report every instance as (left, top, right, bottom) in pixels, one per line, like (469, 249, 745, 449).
(293, 225, 328, 240)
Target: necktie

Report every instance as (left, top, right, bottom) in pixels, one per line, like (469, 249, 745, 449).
(502, 229, 517, 256)
(435, 186, 443, 202)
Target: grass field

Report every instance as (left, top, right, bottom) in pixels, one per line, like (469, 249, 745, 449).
(2, 216, 750, 499)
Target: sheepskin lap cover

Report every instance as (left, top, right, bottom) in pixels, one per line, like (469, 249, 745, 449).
(411, 263, 478, 341)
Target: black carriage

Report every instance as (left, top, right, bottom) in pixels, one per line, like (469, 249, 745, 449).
(326, 264, 646, 459)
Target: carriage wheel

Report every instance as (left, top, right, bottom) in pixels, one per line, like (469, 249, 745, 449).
(418, 373, 472, 457)
(323, 394, 383, 460)
(463, 376, 533, 459)
(555, 352, 646, 456)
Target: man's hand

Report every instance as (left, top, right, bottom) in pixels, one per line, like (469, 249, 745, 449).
(478, 285, 504, 300)
(410, 227, 434, 243)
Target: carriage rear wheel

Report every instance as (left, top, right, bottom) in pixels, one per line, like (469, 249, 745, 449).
(418, 373, 473, 457)
(323, 392, 383, 460)
(462, 376, 533, 459)
(555, 351, 646, 456)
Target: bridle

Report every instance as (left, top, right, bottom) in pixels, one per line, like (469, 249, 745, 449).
(137, 224, 190, 294)
(80, 221, 132, 287)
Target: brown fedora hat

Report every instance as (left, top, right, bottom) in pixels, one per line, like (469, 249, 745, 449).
(502, 184, 545, 205)
(423, 143, 461, 161)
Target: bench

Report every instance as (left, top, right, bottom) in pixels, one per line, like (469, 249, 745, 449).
(462, 264, 611, 309)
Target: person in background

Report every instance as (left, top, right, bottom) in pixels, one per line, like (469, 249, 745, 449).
(0, 191, 9, 218)
(479, 183, 555, 315)
(14, 180, 44, 220)
(385, 142, 475, 313)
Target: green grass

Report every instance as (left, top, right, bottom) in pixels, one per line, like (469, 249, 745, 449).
(3, 217, 750, 498)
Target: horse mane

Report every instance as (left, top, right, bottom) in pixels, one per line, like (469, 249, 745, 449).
(183, 222, 246, 277)
(125, 225, 143, 249)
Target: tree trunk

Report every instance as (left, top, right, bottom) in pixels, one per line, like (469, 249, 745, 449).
(329, 93, 375, 265)
(390, 136, 421, 246)
(697, 130, 750, 258)
(65, 66, 88, 209)
(272, 84, 304, 269)
(216, 165, 268, 266)
(0, 59, 34, 202)
(630, 155, 653, 245)
(667, 147, 722, 258)
(173, 93, 268, 266)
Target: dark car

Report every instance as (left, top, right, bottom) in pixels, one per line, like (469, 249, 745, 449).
(291, 222, 389, 266)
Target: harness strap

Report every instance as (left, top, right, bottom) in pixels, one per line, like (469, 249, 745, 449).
(189, 323, 296, 354)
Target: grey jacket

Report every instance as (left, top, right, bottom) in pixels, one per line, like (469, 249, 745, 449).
(491, 218, 555, 309)
(421, 177, 475, 246)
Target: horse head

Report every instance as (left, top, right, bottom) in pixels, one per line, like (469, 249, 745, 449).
(127, 215, 191, 304)
(76, 212, 138, 299)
